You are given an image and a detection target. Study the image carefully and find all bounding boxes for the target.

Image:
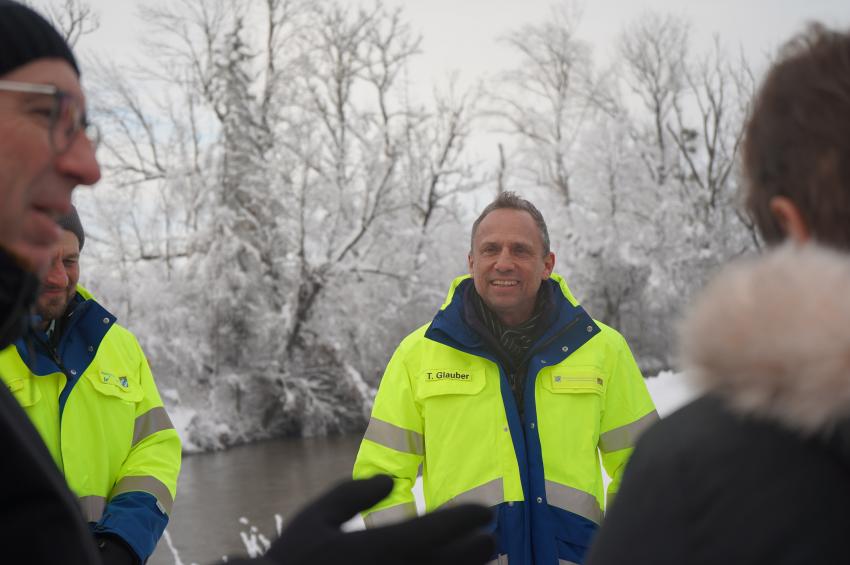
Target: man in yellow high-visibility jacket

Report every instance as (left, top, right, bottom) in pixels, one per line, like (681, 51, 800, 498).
(0, 206, 181, 565)
(354, 192, 658, 565)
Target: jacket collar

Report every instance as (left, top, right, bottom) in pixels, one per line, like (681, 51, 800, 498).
(681, 243, 850, 437)
(426, 273, 596, 355)
(15, 284, 116, 374)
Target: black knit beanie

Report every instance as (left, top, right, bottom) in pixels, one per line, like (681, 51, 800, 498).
(0, 0, 79, 77)
(58, 205, 84, 251)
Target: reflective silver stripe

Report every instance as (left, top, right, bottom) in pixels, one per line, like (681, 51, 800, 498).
(133, 406, 175, 446)
(598, 410, 659, 453)
(363, 417, 424, 456)
(112, 475, 174, 515)
(363, 501, 417, 527)
(443, 477, 504, 508)
(79, 495, 106, 522)
(487, 554, 509, 565)
(545, 480, 603, 524)
(559, 561, 579, 565)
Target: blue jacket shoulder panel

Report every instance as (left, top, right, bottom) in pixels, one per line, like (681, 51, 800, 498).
(15, 291, 116, 378)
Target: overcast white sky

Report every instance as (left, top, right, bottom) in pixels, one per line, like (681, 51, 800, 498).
(78, 0, 850, 85)
(387, 0, 849, 85)
(67, 0, 849, 209)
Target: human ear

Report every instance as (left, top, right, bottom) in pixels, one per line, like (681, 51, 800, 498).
(542, 252, 555, 279)
(769, 196, 810, 244)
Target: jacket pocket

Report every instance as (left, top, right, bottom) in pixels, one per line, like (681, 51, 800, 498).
(6, 376, 42, 407)
(541, 366, 605, 395)
(86, 370, 143, 403)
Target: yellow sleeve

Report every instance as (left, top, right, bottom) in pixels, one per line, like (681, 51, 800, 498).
(598, 332, 658, 505)
(110, 333, 182, 514)
(353, 343, 423, 526)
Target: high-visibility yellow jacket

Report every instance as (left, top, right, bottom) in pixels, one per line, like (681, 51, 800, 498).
(0, 285, 181, 562)
(353, 275, 657, 565)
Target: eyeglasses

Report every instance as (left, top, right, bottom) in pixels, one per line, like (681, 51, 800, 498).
(0, 79, 100, 154)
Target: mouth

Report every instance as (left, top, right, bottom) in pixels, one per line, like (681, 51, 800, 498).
(32, 182, 74, 219)
(490, 280, 519, 287)
(40, 286, 66, 295)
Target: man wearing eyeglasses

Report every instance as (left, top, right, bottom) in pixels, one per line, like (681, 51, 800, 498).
(0, 11, 157, 565)
(0, 1, 104, 563)
(0, 2, 495, 565)
(0, 30, 100, 278)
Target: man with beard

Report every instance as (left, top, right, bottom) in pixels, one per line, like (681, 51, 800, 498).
(0, 206, 182, 565)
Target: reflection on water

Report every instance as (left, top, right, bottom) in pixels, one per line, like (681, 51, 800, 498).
(150, 434, 363, 565)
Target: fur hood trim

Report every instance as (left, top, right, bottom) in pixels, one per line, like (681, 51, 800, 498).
(681, 244, 850, 434)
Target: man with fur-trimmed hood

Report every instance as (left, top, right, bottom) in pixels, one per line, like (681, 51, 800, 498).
(586, 25, 850, 565)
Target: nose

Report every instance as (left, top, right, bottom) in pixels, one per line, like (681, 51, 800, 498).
(55, 132, 102, 188)
(42, 253, 69, 288)
(494, 248, 514, 271)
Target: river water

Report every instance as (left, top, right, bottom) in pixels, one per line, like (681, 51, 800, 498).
(150, 434, 363, 565)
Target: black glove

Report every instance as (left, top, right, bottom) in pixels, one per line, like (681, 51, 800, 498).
(95, 534, 139, 565)
(261, 474, 495, 565)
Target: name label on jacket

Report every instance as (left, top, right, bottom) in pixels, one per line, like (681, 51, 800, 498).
(416, 368, 486, 400)
(425, 370, 471, 381)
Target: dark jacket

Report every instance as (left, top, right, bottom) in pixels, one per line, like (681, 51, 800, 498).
(0, 249, 102, 564)
(587, 244, 850, 565)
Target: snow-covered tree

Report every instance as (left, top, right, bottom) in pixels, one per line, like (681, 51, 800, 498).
(493, 6, 758, 372)
(56, 0, 772, 444)
(79, 0, 480, 447)
(492, 3, 607, 206)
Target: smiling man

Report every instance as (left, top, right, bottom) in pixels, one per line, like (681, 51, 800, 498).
(0, 206, 182, 565)
(354, 191, 658, 565)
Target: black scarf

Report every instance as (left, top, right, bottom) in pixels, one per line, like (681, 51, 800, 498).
(463, 281, 555, 417)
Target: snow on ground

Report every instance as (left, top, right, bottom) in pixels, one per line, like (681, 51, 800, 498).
(646, 370, 701, 417)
